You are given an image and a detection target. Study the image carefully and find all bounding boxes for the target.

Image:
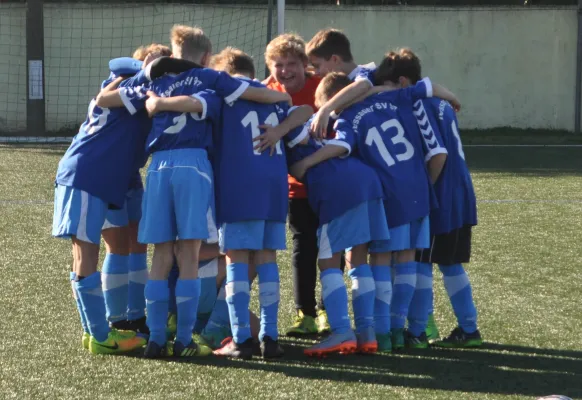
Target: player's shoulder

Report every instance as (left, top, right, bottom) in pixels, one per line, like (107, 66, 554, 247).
(423, 97, 456, 123)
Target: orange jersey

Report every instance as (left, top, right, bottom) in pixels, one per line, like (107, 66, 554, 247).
(267, 74, 321, 199)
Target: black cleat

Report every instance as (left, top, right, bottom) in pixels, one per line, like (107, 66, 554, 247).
(144, 341, 169, 358)
(260, 336, 284, 359)
(128, 317, 150, 335)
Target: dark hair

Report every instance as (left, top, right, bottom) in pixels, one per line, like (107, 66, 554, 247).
(306, 29, 353, 62)
(374, 48, 422, 85)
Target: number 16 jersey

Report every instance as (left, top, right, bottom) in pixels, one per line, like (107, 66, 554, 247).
(331, 77, 436, 228)
(213, 77, 291, 225)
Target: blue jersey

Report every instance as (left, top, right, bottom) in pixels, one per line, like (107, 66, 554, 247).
(349, 64, 376, 85)
(332, 78, 436, 228)
(120, 68, 248, 156)
(214, 78, 290, 224)
(420, 98, 477, 234)
(56, 72, 151, 208)
(285, 116, 384, 225)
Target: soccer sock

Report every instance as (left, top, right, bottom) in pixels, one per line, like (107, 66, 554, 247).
(320, 268, 350, 335)
(225, 263, 251, 344)
(348, 264, 375, 333)
(167, 260, 179, 315)
(371, 266, 392, 335)
(408, 262, 433, 337)
(145, 279, 169, 346)
(70, 272, 89, 334)
(127, 252, 148, 321)
(196, 259, 219, 319)
(391, 261, 417, 330)
(202, 280, 230, 335)
(439, 264, 478, 333)
(102, 253, 129, 323)
(75, 272, 110, 342)
(175, 278, 200, 346)
(256, 262, 280, 341)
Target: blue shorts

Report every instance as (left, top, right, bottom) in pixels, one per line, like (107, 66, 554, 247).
(318, 199, 390, 259)
(52, 184, 108, 245)
(219, 220, 286, 253)
(138, 149, 218, 244)
(369, 215, 430, 253)
(102, 188, 144, 230)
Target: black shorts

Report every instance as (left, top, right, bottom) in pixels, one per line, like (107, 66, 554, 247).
(416, 225, 473, 266)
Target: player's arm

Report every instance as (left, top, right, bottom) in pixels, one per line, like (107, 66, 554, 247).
(239, 86, 292, 106)
(254, 105, 314, 155)
(311, 79, 372, 138)
(289, 144, 348, 181)
(94, 77, 127, 108)
(145, 92, 204, 117)
(428, 153, 447, 184)
(146, 57, 202, 80)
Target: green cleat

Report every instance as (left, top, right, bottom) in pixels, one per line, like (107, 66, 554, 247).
(82, 332, 91, 350)
(425, 313, 440, 343)
(89, 328, 147, 355)
(316, 309, 331, 334)
(285, 310, 318, 336)
(391, 328, 405, 351)
(434, 327, 483, 348)
(405, 331, 429, 349)
(166, 313, 177, 341)
(174, 336, 213, 357)
(376, 332, 392, 353)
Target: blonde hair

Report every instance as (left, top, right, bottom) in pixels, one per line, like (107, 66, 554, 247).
(210, 47, 256, 79)
(170, 24, 212, 62)
(265, 33, 308, 65)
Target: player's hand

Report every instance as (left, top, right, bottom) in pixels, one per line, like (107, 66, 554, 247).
(289, 160, 308, 181)
(254, 125, 285, 156)
(450, 97, 461, 112)
(283, 93, 293, 107)
(310, 108, 330, 139)
(145, 91, 160, 117)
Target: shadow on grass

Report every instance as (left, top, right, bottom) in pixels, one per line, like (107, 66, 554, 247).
(136, 338, 582, 398)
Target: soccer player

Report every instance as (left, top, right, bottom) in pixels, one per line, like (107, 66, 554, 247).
(55, 47, 166, 355)
(97, 25, 291, 359)
(386, 49, 482, 348)
(284, 84, 390, 357)
(264, 33, 334, 336)
(304, 71, 459, 351)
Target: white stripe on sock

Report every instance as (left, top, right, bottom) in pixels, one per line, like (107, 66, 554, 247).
(259, 282, 280, 307)
(443, 274, 470, 298)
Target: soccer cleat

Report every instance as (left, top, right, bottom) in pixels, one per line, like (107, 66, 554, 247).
(173, 336, 213, 358)
(128, 316, 150, 335)
(376, 332, 392, 353)
(144, 341, 171, 358)
(110, 319, 133, 331)
(391, 328, 405, 351)
(356, 326, 378, 354)
(89, 328, 147, 355)
(316, 309, 331, 334)
(260, 336, 284, 359)
(199, 326, 231, 350)
(213, 337, 254, 360)
(405, 330, 429, 349)
(166, 313, 177, 340)
(425, 313, 440, 343)
(433, 327, 483, 348)
(82, 332, 91, 350)
(304, 330, 357, 357)
(285, 310, 318, 336)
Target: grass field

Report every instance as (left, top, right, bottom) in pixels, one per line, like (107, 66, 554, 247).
(1, 140, 581, 400)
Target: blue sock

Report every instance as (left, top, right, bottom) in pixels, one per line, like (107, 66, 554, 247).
(256, 262, 280, 341)
(408, 262, 433, 336)
(70, 272, 89, 334)
(75, 272, 110, 342)
(203, 280, 230, 335)
(193, 263, 217, 334)
(348, 264, 375, 333)
(167, 261, 179, 315)
(102, 253, 129, 323)
(175, 278, 200, 346)
(391, 261, 417, 330)
(226, 263, 251, 344)
(371, 266, 392, 335)
(320, 268, 350, 334)
(439, 264, 478, 333)
(127, 253, 148, 321)
(145, 279, 169, 346)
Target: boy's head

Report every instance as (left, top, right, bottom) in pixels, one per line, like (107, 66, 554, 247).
(170, 25, 212, 66)
(265, 33, 308, 94)
(210, 47, 255, 79)
(132, 43, 172, 68)
(306, 29, 353, 77)
(374, 48, 421, 88)
(314, 72, 352, 109)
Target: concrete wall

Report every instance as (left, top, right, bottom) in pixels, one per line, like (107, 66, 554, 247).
(0, 4, 578, 132)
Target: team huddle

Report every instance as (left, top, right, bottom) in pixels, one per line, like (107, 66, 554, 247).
(52, 25, 482, 360)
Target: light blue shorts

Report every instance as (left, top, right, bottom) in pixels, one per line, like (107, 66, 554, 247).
(369, 215, 430, 253)
(318, 199, 390, 259)
(138, 149, 218, 244)
(219, 220, 286, 253)
(102, 188, 144, 230)
(52, 184, 108, 245)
